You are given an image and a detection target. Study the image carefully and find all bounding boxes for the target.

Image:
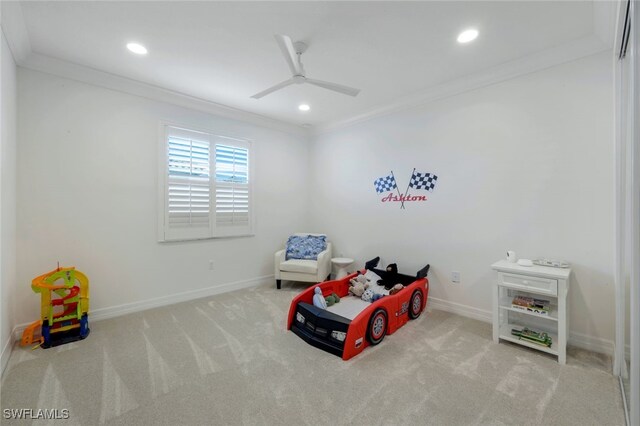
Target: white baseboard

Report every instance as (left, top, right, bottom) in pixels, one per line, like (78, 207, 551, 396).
(427, 296, 493, 323)
(568, 330, 615, 356)
(11, 274, 274, 345)
(426, 296, 615, 356)
(4, 277, 616, 378)
(1, 334, 14, 378)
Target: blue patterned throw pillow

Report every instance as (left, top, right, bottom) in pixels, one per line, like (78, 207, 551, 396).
(285, 235, 327, 260)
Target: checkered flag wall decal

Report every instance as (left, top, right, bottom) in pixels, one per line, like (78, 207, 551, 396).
(409, 171, 438, 192)
(373, 168, 439, 209)
(374, 174, 398, 193)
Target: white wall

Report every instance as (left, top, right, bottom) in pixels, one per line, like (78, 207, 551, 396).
(16, 68, 310, 326)
(12, 49, 617, 352)
(309, 51, 615, 346)
(1, 30, 18, 372)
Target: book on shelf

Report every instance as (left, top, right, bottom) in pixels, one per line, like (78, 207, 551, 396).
(511, 295, 550, 316)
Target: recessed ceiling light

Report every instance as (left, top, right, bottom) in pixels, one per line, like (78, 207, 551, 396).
(298, 104, 310, 112)
(126, 42, 148, 55)
(457, 29, 479, 44)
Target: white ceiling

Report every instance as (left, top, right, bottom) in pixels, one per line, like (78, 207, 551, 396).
(13, 1, 611, 129)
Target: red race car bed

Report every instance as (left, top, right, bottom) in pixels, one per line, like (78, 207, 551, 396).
(287, 257, 430, 360)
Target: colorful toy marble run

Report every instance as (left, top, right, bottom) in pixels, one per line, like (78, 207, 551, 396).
(20, 266, 90, 348)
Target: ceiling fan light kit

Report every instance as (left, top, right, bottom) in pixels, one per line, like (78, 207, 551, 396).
(251, 34, 361, 99)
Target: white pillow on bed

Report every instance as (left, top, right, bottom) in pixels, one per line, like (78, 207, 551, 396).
(363, 270, 388, 296)
(364, 270, 382, 283)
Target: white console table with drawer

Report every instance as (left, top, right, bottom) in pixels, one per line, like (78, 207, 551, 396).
(491, 260, 571, 364)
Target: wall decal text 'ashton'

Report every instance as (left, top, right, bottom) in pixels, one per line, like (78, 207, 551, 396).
(373, 169, 438, 209)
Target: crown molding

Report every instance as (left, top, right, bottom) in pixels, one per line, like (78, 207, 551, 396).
(0, 0, 31, 63)
(14, 35, 611, 140)
(2, 0, 613, 139)
(313, 34, 611, 135)
(1, 2, 309, 137)
(593, 0, 618, 48)
(21, 53, 311, 138)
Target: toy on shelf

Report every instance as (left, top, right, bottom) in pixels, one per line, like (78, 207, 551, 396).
(511, 327, 552, 347)
(20, 266, 90, 348)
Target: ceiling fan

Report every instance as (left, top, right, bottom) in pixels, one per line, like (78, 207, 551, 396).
(251, 34, 361, 99)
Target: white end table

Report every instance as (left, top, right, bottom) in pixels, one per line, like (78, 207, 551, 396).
(332, 257, 354, 279)
(491, 260, 571, 364)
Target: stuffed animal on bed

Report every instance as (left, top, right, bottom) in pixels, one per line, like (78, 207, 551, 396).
(350, 273, 368, 287)
(371, 293, 385, 303)
(388, 283, 404, 295)
(349, 279, 369, 297)
(361, 288, 375, 302)
(325, 292, 340, 307)
(377, 263, 399, 290)
(313, 286, 327, 309)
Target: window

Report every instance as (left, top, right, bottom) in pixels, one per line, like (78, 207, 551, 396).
(159, 125, 252, 241)
(215, 144, 250, 234)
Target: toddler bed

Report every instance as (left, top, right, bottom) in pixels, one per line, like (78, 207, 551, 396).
(287, 257, 430, 360)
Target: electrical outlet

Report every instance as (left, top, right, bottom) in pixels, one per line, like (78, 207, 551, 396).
(209, 260, 214, 270)
(452, 271, 460, 283)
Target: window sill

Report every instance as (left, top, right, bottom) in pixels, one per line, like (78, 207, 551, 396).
(158, 234, 255, 243)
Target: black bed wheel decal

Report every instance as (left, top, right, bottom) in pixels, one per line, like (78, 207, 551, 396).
(367, 309, 387, 345)
(409, 290, 423, 320)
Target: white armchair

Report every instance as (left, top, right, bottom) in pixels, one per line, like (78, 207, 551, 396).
(275, 233, 332, 289)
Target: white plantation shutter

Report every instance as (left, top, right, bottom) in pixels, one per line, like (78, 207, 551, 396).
(214, 142, 251, 236)
(160, 125, 252, 241)
(163, 127, 213, 241)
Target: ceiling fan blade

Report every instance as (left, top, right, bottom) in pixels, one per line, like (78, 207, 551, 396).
(250, 78, 296, 99)
(275, 34, 303, 76)
(305, 78, 360, 97)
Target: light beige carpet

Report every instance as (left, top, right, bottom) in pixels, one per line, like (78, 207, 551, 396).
(1, 282, 625, 425)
